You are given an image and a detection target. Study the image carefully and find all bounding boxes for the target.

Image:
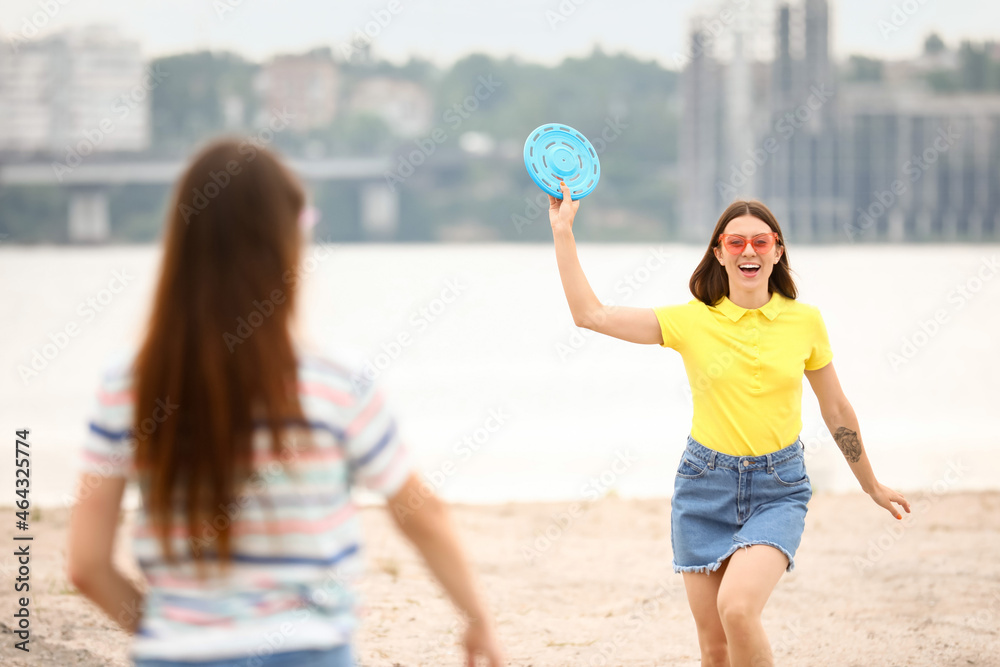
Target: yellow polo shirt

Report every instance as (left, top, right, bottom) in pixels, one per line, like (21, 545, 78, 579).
(654, 290, 833, 457)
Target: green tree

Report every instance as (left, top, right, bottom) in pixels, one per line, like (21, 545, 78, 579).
(846, 55, 883, 82)
(959, 40, 989, 91)
(924, 33, 945, 55)
(150, 51, 260, 155)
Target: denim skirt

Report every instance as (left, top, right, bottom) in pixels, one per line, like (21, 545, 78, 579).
(132, 644, 355, 667)
(671, 434, 812, 575)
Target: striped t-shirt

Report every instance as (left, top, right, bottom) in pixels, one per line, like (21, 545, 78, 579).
(78, 342, 414, 663)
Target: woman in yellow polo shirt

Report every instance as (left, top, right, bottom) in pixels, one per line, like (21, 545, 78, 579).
(546, 181, 911, 666)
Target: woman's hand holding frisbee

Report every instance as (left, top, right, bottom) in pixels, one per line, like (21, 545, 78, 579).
(549, 180, 580, 234)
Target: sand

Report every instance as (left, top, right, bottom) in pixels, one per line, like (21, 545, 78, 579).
(1, 490, 998, 666)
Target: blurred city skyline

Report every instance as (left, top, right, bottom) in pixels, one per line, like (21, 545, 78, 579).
(1, 0, 999, 244)
(1, 0, 998, 67)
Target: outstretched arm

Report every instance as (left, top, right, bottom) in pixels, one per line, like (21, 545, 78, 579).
(66, 473, 145, 633)
(549, 180, 663, 345)
(805, 362, 911, 519)
(386, 473, 505, 666)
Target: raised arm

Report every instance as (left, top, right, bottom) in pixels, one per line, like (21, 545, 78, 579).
(549, 180, 663, 345)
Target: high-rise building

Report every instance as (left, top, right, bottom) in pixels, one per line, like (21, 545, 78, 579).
(678, 0, 1000, 242)
(841, 87, 1000, 242)
(0, 26, 149, 155)
(678, 0, 779, 242)
(757, 0, 841, 241)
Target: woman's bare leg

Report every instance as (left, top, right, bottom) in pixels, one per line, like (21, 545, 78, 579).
(681, 555, 732, 667)
(715, 544, 788, 667)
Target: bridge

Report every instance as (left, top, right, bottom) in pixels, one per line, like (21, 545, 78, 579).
(0, 157, 398, 242)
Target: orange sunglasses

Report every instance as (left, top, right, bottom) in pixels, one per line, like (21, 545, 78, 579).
(718, 232, 780, 255)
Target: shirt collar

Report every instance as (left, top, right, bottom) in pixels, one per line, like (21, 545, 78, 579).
(713, 291, 785, 322)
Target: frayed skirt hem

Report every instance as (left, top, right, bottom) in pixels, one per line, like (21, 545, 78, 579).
(672, 539, 795, 575)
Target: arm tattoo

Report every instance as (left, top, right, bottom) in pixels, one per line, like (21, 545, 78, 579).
(833, 426, 863, 463)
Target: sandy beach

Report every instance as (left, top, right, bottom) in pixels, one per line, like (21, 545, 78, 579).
(1, 490, 998, 666)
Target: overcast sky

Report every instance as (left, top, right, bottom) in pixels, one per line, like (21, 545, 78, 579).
(1, 0, 996, 67)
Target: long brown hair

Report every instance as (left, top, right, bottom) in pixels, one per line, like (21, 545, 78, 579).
(132, 138, 309, 579)
(689, 199, 798, 306)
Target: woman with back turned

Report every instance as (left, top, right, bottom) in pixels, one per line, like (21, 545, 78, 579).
(65, 138, 505, 667)
(546, 180, 911, 666)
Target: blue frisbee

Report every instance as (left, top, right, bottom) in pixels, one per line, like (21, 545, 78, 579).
(523, 123, 601, 200)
